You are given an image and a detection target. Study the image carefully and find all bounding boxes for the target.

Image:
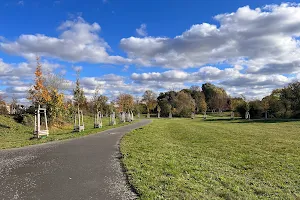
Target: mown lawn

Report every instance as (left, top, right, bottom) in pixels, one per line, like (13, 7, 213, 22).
(121, 117, 300, 199)
(0, 115, 133, 149)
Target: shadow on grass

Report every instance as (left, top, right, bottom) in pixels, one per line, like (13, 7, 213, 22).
(233, 119, 300, 124)
(203, 118, 234, 122)
(202, 118, 300, 123)
(0, 123, 11, 128)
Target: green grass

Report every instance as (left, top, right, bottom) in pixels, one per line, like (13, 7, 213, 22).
(0, 115, 133, 149)
(121, 117, 300, 199)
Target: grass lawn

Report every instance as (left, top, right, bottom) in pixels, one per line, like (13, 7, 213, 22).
(121, 116, 300, 199)
(0, 115, 134, 149)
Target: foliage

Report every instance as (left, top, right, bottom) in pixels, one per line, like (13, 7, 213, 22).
(174, 91, 195, 117)
(142, 90, 157, 113)
(73, 70, 87, 110)
(0, 95, 8, 115)
(28, 57, 51, 106)
(121, 118, 300, 199)
(117, 93, 134, 112)
(198, 92, 207, 113)
(202, 83, 228, 111)
(157, 99, 171, 117)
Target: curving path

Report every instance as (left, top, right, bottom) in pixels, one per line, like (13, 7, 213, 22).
(0, 119, 151, 200)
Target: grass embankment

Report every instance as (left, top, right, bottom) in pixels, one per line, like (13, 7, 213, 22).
(0, 115, 133, 149)
(121, 117, 300, 199)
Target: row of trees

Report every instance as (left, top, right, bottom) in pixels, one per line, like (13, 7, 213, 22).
(2, 57, 300, 123)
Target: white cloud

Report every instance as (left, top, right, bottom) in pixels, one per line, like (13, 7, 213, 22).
(130, 66, 292, 99)
(120, 3, 300, 72)
(136, 24, 148, 37)
(0, 17, 131, 64)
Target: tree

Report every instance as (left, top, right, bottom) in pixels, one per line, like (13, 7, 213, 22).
(202, 83, 227, 112)
(240, 95, 250, 119)
(11, 95, 18, 114)
(202, 83, 216, 110)
(228, 97, 243, 119)
(280, 82, 300, 118)
(0, 94, 8, 115)
(199, 92, 207, 118)
(157, 105, 161, 113)
(209, 88, 227, 112)
(142, 90, 157, 116)
(261, 96, 270, 119)
(28, 56, 51, 106)
(190, 86, 202, 113)
(174, 91, 195, 117)
(117, 94, 134, 112)
(93, 91, 108, 114)
(43, 72, 67, 124)
(73, 70, 86, 110)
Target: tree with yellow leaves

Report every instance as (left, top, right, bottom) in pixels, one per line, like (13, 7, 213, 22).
(28, 57, 51, 106)
(116, 93, 134, 113)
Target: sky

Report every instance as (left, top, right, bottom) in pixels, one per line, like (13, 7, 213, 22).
(0, 0, 300, 104)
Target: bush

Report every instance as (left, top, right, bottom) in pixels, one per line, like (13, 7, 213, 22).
(22, 114, 34, 126)
(13, 114, 34, 126)
(249, 100, 264, 119)
(0, 106, 8, 115)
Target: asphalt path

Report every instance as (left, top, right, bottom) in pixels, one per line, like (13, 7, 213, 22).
(0, 119, 151, 200)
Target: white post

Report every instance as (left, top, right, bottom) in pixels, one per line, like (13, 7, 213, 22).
(34, 114, 37, 134)
(44, 110, 48, 131)
(37, 105, 40, 132)
(81, 111, 84, 127)
(78, 107, 80, 127)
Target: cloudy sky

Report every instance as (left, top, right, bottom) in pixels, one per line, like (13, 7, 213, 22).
(1, 0, 300, 104)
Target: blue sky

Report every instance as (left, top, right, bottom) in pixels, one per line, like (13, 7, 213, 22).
(0, 0, 300, 103)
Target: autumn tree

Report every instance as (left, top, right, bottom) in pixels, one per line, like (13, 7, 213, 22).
(92, 87, 108, 114)
(142, 90, 157, 118)
(43, 72, 67, 124)
(228, 97, 243, 119)
(174, 91, 195, 117)
(117, 93, 134, 112)
(28, 57, 51, 106)
(199, 92, 207, 118)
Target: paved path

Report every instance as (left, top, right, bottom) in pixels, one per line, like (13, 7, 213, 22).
(0, 119, 151, 200)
